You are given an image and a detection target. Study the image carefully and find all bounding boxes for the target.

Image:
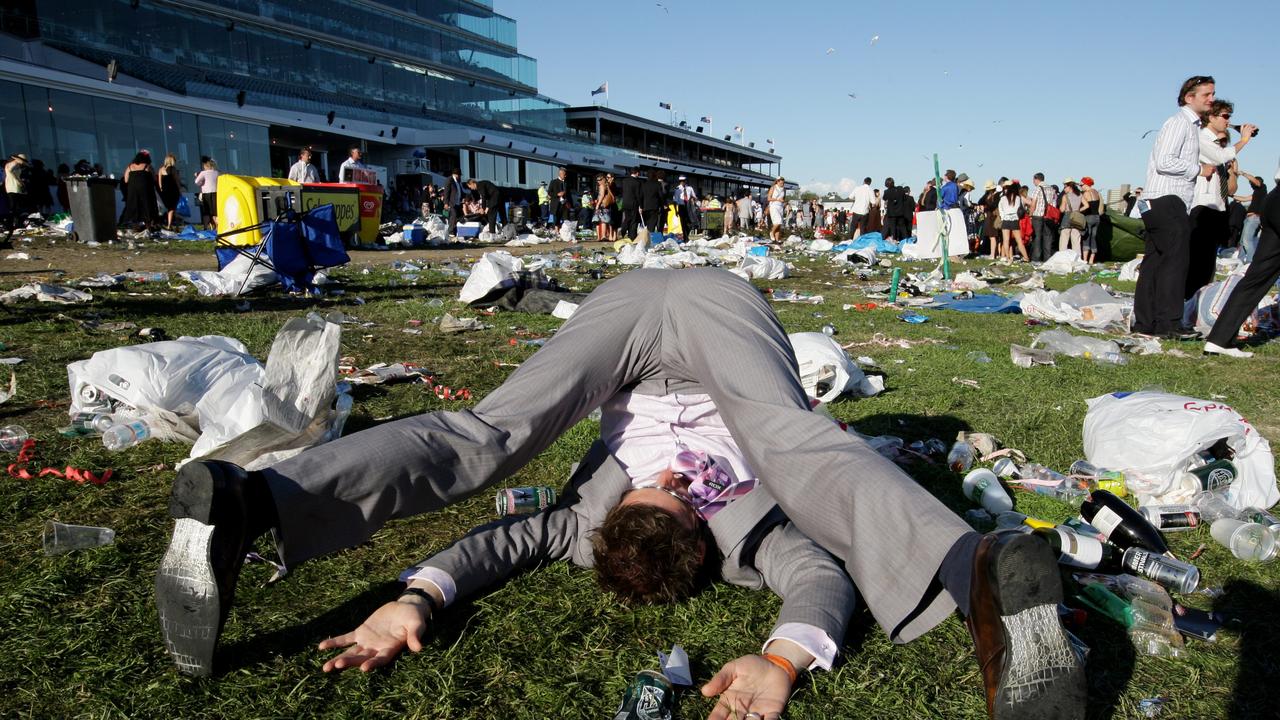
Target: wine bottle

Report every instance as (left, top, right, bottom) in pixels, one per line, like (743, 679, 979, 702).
(1033, 527, 1114, 569)
(1079, 490, 1170, 557)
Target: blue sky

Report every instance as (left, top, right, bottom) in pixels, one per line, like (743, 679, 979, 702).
(515, 0, 1279, 197)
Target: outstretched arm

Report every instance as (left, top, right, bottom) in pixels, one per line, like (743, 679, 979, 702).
(317, 505, 583, 673)
(701, 522, 855, 717)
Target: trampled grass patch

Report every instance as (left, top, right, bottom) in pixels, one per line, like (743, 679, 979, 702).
(0, 239, 1276, 719)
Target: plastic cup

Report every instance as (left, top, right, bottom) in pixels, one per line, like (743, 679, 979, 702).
(42, 521, 116, 556)
(1210, 519, 1276, 562)
(0, 425, 29, 452)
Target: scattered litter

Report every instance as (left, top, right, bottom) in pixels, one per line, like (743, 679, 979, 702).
(8, 439, 113, 485)
(1010, 345, 1056, 368)
(1137, 697, 1167, 718)
(97, 322, 138, 333)
(771, 290, 824, 304)
(439, 313, 490, 333)
(0, 283, 92, 304)
(344, 363, 429, 385)
(898, 310, 929, 323)
(1040, 250, 1091, 275)
(952, 377, 981, 389)
(551, 300, 579, 320)
(0, 358, 22, 365)
(656, 645, 692, 686)
(0, 371, 16, 404)
(43, 521, 115, 555)
(966, 351, 991, 364)
(5, 252, 31, 260)
(1032, 329, 1126, 365)
(842, 333, 943, 349)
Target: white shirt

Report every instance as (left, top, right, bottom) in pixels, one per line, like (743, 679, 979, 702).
(1192, 127, 1237, 211)
(851, 184, 874, 214)
(998, 195, 1023, 222)
(1144, 105, 1203, 210)
(407, 391, 838, 670)
(287, 160, 319, 184)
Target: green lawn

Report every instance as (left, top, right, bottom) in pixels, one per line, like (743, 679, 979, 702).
(0, 241, 1276, 719)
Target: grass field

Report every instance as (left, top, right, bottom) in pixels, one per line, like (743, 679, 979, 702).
(0, 231, 1276, 720)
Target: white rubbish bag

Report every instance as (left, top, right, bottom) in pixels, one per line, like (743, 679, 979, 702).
(558, 221, 578, 243)
(1082, 390, 1278, 510)
(458, 251, 525, 304)
(789, 332, 884, 403)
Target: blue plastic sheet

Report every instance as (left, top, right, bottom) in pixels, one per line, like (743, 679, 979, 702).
(926, 293, 1022, 314)
(830, 232, 901, 254)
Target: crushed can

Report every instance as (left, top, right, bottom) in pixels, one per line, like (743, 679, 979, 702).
(613, 669, 674, 720)
(495, 486, 557, 517)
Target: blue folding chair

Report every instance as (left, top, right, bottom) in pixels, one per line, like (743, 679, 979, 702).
(215, 202, 349, 294)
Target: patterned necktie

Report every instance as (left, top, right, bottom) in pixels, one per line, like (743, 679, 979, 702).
(1218, 166, 1230, 205)
(669, 448, 755, 521)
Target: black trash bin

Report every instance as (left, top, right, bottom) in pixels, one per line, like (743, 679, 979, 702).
(66, 176, 119, 244)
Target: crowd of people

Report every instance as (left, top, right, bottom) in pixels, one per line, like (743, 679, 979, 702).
(2, 149, 224, 235)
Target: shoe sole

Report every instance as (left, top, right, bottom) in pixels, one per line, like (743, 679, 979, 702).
(989, 534, 1086, 719)
(155, 462, 229, 677)
(156, 517, 220, 677)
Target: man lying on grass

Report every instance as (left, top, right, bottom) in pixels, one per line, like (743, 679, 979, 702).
(321, 438, 855, 720)
(157, 268, 1085, 720)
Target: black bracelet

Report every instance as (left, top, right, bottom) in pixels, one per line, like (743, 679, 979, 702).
(398, 587, 441, 613)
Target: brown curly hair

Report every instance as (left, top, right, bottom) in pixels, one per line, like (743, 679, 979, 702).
(591, 504, 708, 604)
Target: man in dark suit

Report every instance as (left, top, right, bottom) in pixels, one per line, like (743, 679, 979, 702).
(640, 169, 666, 234)
(618, 167, 643, 240)
(547, 167, 569, 225)
(882, 178, 910, 242)
(466, 178, 501, 233)
(442, 168, 465, 238)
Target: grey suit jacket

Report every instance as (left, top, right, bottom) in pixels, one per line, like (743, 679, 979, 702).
(406, 440, 856, 646)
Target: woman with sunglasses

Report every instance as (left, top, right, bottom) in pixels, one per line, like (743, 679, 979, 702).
(1187, 99, 1258, 298)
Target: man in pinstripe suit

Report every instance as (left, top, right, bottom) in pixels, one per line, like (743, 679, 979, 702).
(157, 268, 1084, 719)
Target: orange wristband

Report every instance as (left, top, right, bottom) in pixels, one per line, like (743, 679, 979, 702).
(761, 652, 798, 685)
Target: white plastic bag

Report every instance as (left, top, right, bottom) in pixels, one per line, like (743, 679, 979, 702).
(1119, 257, 1142, 282)
(458, 251, 524, 304)
(730, 255, 788, 281)
(1040, 249, 1090, 275)
(1083, 390, 1278, 509)
(558, 221, 577, 243)
(179, 253, 278, 297)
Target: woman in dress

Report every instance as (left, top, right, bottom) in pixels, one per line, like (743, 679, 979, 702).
(980, 181, 1001, 260)
(865, 188, 884, 235)
(119, 151, 159, 230)
(157, 153, 182, 229)
(194, 158, 219, 229)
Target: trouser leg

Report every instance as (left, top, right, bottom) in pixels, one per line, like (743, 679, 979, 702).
(484, 206, 499, 233)
(1206, 226, 1280, 346)
(1186, 207, 1225, 299)
(1240, 215, 1260, 262)
(1031, 217, 1047, 260)
(1135, 196, 1190, 334)
(262, 270, 669, 564)
(656, 268, 971, 642)
(447, 206, 460, 236)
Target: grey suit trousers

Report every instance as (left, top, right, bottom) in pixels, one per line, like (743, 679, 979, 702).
(263, 268, 970, 643)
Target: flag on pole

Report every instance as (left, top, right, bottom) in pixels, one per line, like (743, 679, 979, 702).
(700, 116, 712, 124)
(659, 102, 672, 110)
(734, 125, 744, 133)
(591, 82, 608, 96)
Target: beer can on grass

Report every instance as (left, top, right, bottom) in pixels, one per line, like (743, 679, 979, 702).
(1188, 459, 1237, 493)
(613, 669, 675, 720)
(495, 486, 557, 516)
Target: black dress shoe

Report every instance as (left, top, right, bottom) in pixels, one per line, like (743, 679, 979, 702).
(155, 460, 263, 677)
(967, 533, 1085, 719)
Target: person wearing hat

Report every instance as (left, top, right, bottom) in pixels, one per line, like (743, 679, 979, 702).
(1079, 177, 1102, 264)
(4, 153, 30, 230)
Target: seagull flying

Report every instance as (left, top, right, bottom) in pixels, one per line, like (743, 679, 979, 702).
(869, 34, 880, 45)
(1141, 129, 1157, 139)
(656, 2, 668, 13)
(826, 47, 836, 55)
(847, 92, 857, 100)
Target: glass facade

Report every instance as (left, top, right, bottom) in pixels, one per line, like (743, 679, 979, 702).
(0, 80, 269, 176)
(461, 149, 557, 190)
(31, 0, 560, 135)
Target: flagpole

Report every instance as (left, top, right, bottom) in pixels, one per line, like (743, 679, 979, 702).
(605, 82, 609, 108)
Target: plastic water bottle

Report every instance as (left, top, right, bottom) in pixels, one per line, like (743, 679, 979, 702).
(946, 439, 975, 473)
(0, 425, 29, 452)
(102, 419, 152, 451)
(962, 468, 1014, 514)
